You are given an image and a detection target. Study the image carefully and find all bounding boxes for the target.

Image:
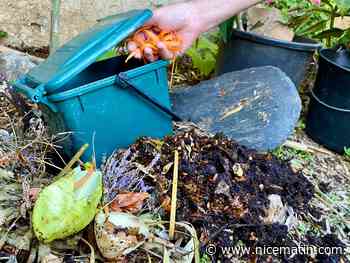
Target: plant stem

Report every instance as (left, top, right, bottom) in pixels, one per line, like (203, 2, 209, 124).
(56, 143, 89, 179)
(236, 13, 243, 31)
(327, 7, 336, 47)
(50, 0, 61, 54)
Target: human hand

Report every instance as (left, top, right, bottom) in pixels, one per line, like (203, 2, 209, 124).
(127, 2, 204, 61)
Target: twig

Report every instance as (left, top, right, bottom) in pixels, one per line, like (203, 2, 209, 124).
(169, 150, 179, 240)
(0, 216, 21, 250)
(142, 248, 163, 259)
(169, 57, 176, 89)
(33, 159, 63, 171)
(284, 140, 333, 155)
(45, 137, 67, 166)
(81, 238, 95, 263)
(56, 144, 89, 178)
(38, 136, 50, 176)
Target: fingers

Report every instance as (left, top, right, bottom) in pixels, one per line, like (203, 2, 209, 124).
(177, 30, 199, 54)
(127, 41, 141, 59)
(128, 40, 177, 61)
(128, 40, 159, 62)
(157, 42, 176, 60)
(127, 26, 184, 62)
(144, 47, 158, 62)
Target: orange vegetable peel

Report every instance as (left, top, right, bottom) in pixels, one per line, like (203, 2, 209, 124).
(126, 26, 182, 62)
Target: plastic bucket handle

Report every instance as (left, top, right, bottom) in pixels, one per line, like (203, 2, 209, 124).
(118, 73, 182, 121)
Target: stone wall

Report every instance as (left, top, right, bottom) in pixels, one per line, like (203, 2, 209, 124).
(0, 0, 182, 48)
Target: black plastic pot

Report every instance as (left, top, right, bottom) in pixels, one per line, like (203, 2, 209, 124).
(306, 48, 350, 153)
(216, 30, 321, 87)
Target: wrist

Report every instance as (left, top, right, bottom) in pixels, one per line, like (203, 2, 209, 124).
(191, 0, 259, 32)
(185, 1, 209, 34)
(190, 0, 229, 32)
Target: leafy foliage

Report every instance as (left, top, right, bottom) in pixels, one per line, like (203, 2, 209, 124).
(186, 35, 219, 77)
(0, 31, 7, 39)
(275, 0, 350, 47)
(338, 28, 350, 48)
(344, 147, 350, 157)
(272, 146, 314, 162)
(96, 48, 117, 62)
(335, 0, 350, 11)
(219, 17, 236, 43)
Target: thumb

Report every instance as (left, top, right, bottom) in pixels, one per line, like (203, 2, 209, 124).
(145, 8, 162, 27)
(145, 16, 157, 26)
(178, 30, 199, 54)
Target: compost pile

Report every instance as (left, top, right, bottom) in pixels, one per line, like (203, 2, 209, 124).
(103, 129, 346, 262)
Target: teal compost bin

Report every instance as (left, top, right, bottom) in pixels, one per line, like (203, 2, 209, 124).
(14, 10, 173, 165)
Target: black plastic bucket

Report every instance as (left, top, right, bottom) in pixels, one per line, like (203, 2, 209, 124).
(216, 30, 321, 87)
(306, 48, 350, 153)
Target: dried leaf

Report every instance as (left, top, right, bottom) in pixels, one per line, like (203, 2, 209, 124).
(29, 188, 41, 201)
(147, 139, 164, 152)
(160, 195, 171, 213)
(110, 192, 149, 213)
(162, 162, 174, 175)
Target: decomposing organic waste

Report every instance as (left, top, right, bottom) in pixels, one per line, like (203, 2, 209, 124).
(102, 129, 348, 262)
(32, 164, 102, 243)
(1, 24, 349, 262)
(94, 210, 199, 262)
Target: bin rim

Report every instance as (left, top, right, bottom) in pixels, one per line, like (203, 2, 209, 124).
(319, 48, 350, 73)
(48, 59, 169, 102)
(231, 29, 322, 52)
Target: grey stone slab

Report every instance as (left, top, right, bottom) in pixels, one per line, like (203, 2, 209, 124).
(170, 66, 302, 151)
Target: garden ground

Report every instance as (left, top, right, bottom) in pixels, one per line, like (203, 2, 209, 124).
(0, 46, 349, 262)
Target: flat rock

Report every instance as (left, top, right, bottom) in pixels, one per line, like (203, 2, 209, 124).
(0, 46, 40, 81)
(170, 66, 301, 151)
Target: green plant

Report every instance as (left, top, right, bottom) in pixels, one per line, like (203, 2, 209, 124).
(296, 119, 306, 130)
(96, 48, 117, 62)
(200, 254, 211, 263)
(186, 35, 219, 77)
(272, 146, 314, 161)
(219, 16, 236, 43)
(344, 147, 350, 157)
(279, 0, 350, 47)
(0, 31, 7, 39)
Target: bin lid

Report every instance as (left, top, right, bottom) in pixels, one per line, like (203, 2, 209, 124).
(26, 9, 152, 94)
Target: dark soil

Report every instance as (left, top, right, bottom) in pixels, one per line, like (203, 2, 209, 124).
(114, 130, 348, 263)
(7, 45, 49, 59)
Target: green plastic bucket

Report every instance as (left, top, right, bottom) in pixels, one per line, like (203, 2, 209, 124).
(14, 10, 173, 165)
